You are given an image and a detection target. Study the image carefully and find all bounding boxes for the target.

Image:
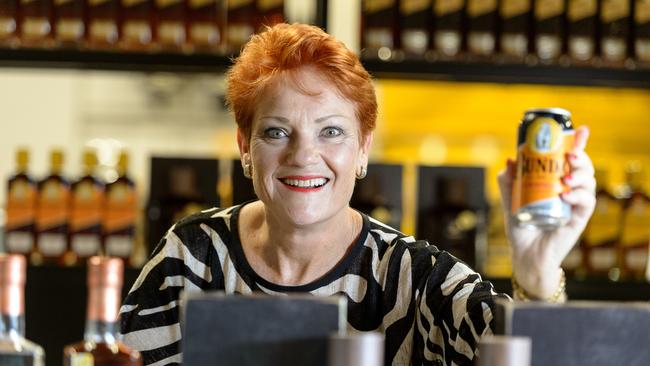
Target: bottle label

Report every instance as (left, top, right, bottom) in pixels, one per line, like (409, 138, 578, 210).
(568, 0, 597, 22)
(36, 180, 70, 231)
(535, 0, 564, 21)
(625, 247, 649, 271)
(57, 19, 84, 41)
(70, 181, 103, 232)
(104, 182, 137, 233)
(5, 231, 34, 253)
(364, 0, 395, 14)
(38, 232, 67, 256)
(190, 22, 220, 45)
(105, 235, 134, 257)
(21, 17, 50, 38)
(434, 0, 463, 15)
(400, 0, 430, 15)
(122, 20, 152, 44)
(501, 0, 530, 19)
(583, 196, 623, 245)
(601, 0, 629, 23)
(589, 247, 617, 270)
(70, 353, 94, 366)
(158, 21, 186, 44)
(6, 179, 37, 230)
(89, 20, 118, 43)
(468, 0, 496, 18)
(71, 234, 101, 256)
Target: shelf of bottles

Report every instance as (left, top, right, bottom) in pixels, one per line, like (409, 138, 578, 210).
(0, 0, 290, 72)
(360, 0, 650, 88)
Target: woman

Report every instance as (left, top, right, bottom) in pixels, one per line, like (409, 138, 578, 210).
(120, 23, 596, 365)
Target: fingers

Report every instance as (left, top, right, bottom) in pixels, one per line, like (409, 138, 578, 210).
(497, 158, 517, 213)
(571, 125, 590, 152)
(561, 187, 597, 228)
(563, 168, 596, 194)
(566, 150, 595, 178)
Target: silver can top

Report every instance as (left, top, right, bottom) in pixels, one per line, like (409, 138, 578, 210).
(525, 107, 571, 117)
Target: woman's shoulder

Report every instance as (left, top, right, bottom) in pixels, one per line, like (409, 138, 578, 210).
(162, 205, 240, 247)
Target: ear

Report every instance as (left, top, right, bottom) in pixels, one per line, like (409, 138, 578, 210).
(236, 128, 249, 157)
(359, 132, 374, 165)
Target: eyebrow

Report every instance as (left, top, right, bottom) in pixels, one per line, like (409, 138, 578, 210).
(259, 114, 347, 124)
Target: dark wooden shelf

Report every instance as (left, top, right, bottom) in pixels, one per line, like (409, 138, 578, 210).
(363, 58, 650, 89)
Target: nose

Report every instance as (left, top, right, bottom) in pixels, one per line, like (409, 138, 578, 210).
(285, 133, 319, 167)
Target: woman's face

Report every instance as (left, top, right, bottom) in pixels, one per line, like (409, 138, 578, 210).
(238, 67, 372, 228)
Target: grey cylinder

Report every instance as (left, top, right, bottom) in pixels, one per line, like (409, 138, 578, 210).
(476, 335, 532, 366)
(328, 331, 385, 366)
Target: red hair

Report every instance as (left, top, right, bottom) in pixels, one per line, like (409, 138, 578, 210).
(226, 23, 377, 139)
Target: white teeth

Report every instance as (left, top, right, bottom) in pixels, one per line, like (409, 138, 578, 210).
(282, 178, 328, 188)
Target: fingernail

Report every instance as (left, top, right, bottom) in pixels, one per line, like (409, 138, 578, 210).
(569, 153, 577, 160)
(565, 174, 573, 182)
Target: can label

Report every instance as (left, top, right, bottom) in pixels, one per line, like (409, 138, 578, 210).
(513, 115, 574, 223)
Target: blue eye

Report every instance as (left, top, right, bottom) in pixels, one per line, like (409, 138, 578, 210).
(321, 127, 342, 138)
(264, 128, 287, 139)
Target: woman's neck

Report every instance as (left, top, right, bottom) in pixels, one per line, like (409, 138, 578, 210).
(239, 201, 362, 286)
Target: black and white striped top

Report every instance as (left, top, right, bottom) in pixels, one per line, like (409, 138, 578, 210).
(120, 203, 509, 366)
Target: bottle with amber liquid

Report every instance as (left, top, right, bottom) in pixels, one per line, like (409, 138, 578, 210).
(5, 149, 38, 257)
(431, 0, 464, 59)
(534, 0, 565, 62)
(53, 0, 85, 47)
(69, 150, 105, 265)
(600, 0, 631, 66)
(187, 0, 225, 52)
(35, 149, 72, 266)
(500, 0, 532, 62)
(0, 254, 45, 365)
(636, 0, 650, 66)
(361, 0, 399, 60)
(225, 0, 255, 54)
(578, 168, 623, 280)
(86, 0, 120, 49)
(154, 0, 186, 51)
(0, 0, 19, 47)
(19, 0, 54, 47)
(399, 0, 432, 58)
(103, 152, 138, 266)
(121, 0, 153, 50)
(567, 0, 598, 64)
(63, 256, 141, 366)
(618, 162, 650, 280)
(466, 0, 498, 58)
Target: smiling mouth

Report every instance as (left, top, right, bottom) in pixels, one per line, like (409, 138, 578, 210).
(279, 177, 329, 190)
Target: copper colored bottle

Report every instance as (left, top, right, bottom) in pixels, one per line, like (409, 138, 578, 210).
(5, 149, 38, 257)
(186, 0, 224, 52)
(155, 0, 186, 51)
(225, 0, 255, 54)
(86, 0, 120, 49)
(0, 254, 45, 365)
(0, 0, 19, 46)
(63, 257, 141, 366)
(120, 0, 152, 50)
(19, 0, 54, 47)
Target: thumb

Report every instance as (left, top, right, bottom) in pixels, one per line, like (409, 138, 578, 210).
(498, 158, 517, 215)
(572, 125, 590, 152)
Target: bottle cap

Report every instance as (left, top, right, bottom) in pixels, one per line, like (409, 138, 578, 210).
(15, 148, 29, 168)
(117, 151, 129, 174)
(83, 150, 98, 169)
(51, 149, 64, 168)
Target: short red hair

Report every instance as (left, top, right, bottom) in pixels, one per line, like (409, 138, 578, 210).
(226, 23, 377, 139)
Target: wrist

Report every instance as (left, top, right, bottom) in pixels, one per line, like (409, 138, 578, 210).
(512, 268, 566, 303)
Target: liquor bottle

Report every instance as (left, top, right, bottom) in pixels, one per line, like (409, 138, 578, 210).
(5, 149, 38, 256)
(399, 0, 432, 57)
(63, 256, 142, 366)
(0, 254, 45, 365)
(635, 0, 650, 65)
(154, 0, 186, 51)
(69, 150, 104, 264)
(35, 149, 72, 266)
(361, 0, 399, 60)
(466, 0, 497, 57)
(499, 0, 532, 61)
(432, 0, 464, 59)
(618, 162, 650, 280)
(103, 152, 138, 266)
(256, 0, 284, 31)
(53, 0, 84, 47)
(534, 0, 565, 62)
(86, 0, 120, 49)
(567, 0, 598, 63)
(600, 0, 631, 65)
(121, 0, 153, 50)
(187, 0, 224, 52)
(19, 0, 54, 47)
(0, 0, 19, 47)
(225, 0, 255, 54)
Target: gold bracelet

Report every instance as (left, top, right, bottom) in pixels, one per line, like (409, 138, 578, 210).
(511, 269, 566, 303)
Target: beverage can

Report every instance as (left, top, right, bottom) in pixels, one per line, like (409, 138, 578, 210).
(512, 108, 574, 229)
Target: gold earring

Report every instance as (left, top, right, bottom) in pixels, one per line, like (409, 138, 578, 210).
(356, 165, 367, 179)
(242, 154, 252, 179)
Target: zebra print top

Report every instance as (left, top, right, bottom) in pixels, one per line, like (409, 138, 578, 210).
(120, 203, 509, 366)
